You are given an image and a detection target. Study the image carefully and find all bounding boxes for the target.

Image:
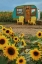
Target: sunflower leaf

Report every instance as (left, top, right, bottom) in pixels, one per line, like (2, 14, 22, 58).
(8, 60, 16, 64)
(0, 56, 7, 64)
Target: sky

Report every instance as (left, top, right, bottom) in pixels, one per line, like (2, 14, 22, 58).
(0, 0, 42, 11)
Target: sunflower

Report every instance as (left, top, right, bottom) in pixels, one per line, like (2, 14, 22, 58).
(21, 39, 26, 47)
(5, 29, 10, 36)
(16, 56, 26, 64)
(14, 36, 19, 43)
(10, 30, 14, 35)
(30, 48, 41, 61)
(10, 27, 12, 31)
(11, 33, 14, 38)
(2, 27, 6, 34)
(20, 33, 24, 38)
(10, 30, 14, 38)
(36, 31, 42, 38)
(0, 35, 8, 49)
(38, 43, 41, 48)
(3, 44, 19, 60)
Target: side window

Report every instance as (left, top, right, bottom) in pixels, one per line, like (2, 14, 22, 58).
(31, 9, 36, 16)
(17, 8, 23, 15)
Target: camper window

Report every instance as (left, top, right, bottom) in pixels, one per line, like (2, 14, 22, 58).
(16, 8, 23, 15)
(31, 9, 36, 16)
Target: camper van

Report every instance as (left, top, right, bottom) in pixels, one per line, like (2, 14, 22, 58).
(12, 5, 39, 24)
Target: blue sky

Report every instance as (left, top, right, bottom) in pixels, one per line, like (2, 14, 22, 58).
(0, 0, 42, 11)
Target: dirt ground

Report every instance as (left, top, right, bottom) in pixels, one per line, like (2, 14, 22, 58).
(3, 24, 42, 36)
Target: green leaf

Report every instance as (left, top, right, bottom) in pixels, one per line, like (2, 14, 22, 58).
(0, 56, 8, 64)
(8, 60, 16, 64)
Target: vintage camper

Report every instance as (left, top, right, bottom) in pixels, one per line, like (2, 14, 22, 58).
(12, 5, 39, 24)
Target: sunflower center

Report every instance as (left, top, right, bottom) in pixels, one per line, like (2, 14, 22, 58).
(19, 59, 23, 63)
(15, 38, 17, 40)
(6, 30, 9, 33)
(21, 34, 23, 36)
(0, 39, 5, 44)
(34, 51, 39, 56)
(3, 28, 5, 30)
(11, 35, 13, 36)
(8, 47, 15, 55)
(38, 33, 41, 36)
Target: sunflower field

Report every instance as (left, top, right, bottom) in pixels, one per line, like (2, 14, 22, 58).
(0, 25, 42, 64)
(0, 12, 13, 23)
